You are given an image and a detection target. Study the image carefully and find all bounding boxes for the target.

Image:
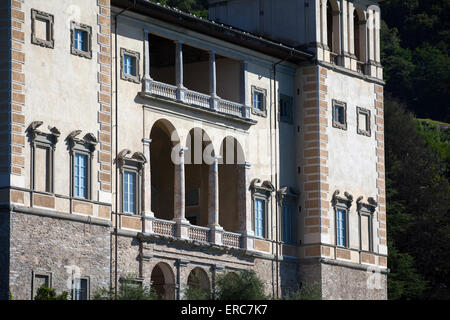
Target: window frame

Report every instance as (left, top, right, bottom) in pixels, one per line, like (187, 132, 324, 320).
(357, 198, 377, 253)
(356, 106, 371, 137)
(27, 122, 59, 194)
(251, 86, 267, 117)
(332, 190, 353, 248)
(118, 150, 146, 216)
(253, 196, 267, 238)
(120, 48, 141, 83)
(32, 270, 52, 300)
(250, 179, 274, 240)
(73, 152, 89, 199)
(72, 276, 90, 301)
(335, 207, 348, 248)
(31, 9, 54, 49)
(332, 99, 347, 130)
(68, 132, 97, 201)
(70, 21, 92, 59)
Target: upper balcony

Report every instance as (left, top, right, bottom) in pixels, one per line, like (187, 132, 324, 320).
(140, 32, 253, 123)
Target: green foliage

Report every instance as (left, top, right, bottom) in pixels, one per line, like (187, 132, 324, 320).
(214, 270, 267, 300)
(184, 285, 211, 300)
(34, 285, 69, 300)
(282, 282, 321, 300)
(385, 97, 450, 299)
(93, 274, 158, 300)
(9, 289, 13, 300)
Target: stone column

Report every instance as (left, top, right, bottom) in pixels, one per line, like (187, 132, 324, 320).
(174, 146, 189, 239)
(143, 30, 153, 92)
(347, 2, 355, 56)
(209, 50, 218, 110)
(320, 0, 328, 50)
(340, 0, 348, 56)
(374, 9, 381, 64)
(175, 40, 186, 102)
(367, 10, 375, 63)
(208, 156, 223, 245)
(142, 138, 154, 234)
(237, 162, 254, 250)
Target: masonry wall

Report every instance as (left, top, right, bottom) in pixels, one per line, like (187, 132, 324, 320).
(8, 211, 111, 300)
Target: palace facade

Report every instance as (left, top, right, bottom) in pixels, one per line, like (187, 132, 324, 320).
(0, 0, 387, 300)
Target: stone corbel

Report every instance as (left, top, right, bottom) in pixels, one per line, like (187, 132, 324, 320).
(356, 196, 378, 213)
(332, 189, 353, 207)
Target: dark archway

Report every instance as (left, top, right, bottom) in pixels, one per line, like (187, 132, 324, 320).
(150, 262, 176, 300)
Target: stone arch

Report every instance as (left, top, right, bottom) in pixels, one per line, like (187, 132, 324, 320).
(219, 137, 245, 233)
(150, 119, 180, 220)
(326, 0, 340, 54)
(186, 267, 211, 298)
(184, 127, 215, 227)
(150, 262, 176, 300)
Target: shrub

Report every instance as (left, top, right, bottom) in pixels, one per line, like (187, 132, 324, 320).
(283, 282, 322, 300)
(93, 274, 157, 300)
(34, 285, 68, 300)
(214, 270, 267, 300)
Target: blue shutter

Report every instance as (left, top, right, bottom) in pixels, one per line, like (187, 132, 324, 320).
(283, 205, 293, 244)
(254, 199, 265, 238)
(123, 171, 136, 214)
(124, 55, 134, 75)
(74, 153, 87, 198)
(336, 209, 346, 247)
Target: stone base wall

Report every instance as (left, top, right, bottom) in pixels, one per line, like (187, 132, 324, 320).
(298, 260, 387, 300)
(8, 211, 111, 300)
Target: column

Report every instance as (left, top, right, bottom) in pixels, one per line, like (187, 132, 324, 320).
(348, 2, 355, 56)
(142, 138, 154, 234)
(208, 156, 223, 244)
(367, 10, 375, 63)
(320, 0, 328, 50)
(340, 0, 348, 55)
(143, 31, 153, 92)
(175, 40, 186, 101)
(240, 60, 250, 118)
(374, 9, 381, 64)
(174, 145, 189, 239)
(209, 50, 218, 110)
(237, 162, 254, 250)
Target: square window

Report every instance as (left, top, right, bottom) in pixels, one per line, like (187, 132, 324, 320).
(71, 21, 92, 59)
(120, 48, 140, 83)
(251, 86, 267, 117)
(332, 100, 347, 130)
(254, 198, 266, 238)
(357, 107, 371, 137)
(31, 9, 54, 48)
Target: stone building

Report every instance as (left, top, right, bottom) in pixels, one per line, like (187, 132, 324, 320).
(0, 0, 387, 300)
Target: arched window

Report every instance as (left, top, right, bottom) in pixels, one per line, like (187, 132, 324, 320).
(326, 0, 340, 62)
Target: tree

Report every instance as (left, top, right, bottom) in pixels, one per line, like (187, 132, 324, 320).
(93, 274, 157, 300)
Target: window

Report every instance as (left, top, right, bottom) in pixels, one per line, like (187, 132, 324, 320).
(280, 95, 293, 124)
(254, 198, 266, 238)
(120, 48, 141, 83)
(72, 278, 89, 300)
(336, 208, 347, 247)
(27, 121, 59, 193)
(74, 153, 88, 198)
(332, 100, 347, 130)
(123, 171, 136, 214)
(332, 190, 352, 248)
(32, 271, 52, 299)
(71, 21, 92, 59)
(357, 107, 371, 137)
(357, 197, 377, 252)
(68, 131, 97, 200)
(251, 86, 267, 117)
(282, 205, 295, 244)
(31, 9, 54, 48)
(118, 150, 146, 216)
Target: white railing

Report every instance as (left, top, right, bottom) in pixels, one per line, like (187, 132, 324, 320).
(218, 99, 243, 117)
(153, 218, 176, 237)
(222, 231, 241, 248)
(148, 80, 177, 100)
(188, 225, 210, 242)
(185, 90, 210, 109)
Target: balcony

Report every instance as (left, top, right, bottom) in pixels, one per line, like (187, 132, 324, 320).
(141, 32, 252, 122)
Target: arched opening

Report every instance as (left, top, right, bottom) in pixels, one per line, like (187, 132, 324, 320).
(150, 262, 176, 300)
(353, 8, 366, 62)
(150, 119, 179, 221)
(186, 267, 211, 298)
(218, 137, 245, 233)
(326, 0, 339, 55)
(184, 128, 215, 227)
